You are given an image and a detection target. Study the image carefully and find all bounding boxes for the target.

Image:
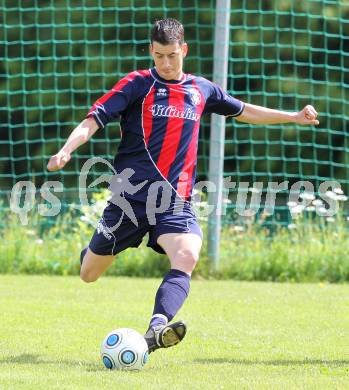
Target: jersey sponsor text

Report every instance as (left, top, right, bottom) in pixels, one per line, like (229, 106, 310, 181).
(149, 104, 200, 122)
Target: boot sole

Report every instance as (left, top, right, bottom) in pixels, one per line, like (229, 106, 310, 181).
(161, 324, 186, 348)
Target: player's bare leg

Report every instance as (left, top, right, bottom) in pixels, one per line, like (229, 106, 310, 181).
(144, 233, 202, 352)
(80, 248, 114, 283)
(157, 232, 202, 275)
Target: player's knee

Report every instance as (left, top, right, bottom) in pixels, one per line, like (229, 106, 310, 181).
(80, 269, 99, 283)
(173, 248, 199, 271)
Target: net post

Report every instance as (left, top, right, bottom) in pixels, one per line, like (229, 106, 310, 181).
(207, 0, 231, 268)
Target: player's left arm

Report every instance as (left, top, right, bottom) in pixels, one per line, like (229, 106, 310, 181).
(234, 103, 319, 126)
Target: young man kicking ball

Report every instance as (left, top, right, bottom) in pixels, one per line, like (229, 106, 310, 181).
(47, 18, 319, 353)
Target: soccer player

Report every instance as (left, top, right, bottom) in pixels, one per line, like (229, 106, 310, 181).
(47, 18, 319, 353)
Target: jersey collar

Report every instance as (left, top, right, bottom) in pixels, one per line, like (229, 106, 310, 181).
(150, 67, 187, 85)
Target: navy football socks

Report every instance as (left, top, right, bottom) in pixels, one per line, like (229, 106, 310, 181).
(149, 269, 190, 329)
(80, 250, 190, 330)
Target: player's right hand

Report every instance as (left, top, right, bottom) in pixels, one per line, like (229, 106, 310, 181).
(47, 151, 71, 171)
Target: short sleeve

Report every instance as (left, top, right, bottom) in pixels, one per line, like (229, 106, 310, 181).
(203, 82, 245, 117)
(86, 72, 140, 128)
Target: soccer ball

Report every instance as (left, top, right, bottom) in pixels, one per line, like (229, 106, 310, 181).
(101, 328, 149, 370)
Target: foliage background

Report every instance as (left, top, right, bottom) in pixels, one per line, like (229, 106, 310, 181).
(1, 1, 349, 280)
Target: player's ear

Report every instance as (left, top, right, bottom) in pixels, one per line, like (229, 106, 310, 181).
(149, 43, 154, 56)
(182, 42, 188, 58)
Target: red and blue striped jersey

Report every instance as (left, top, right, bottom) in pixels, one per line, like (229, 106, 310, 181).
(87, 67, 244, 201)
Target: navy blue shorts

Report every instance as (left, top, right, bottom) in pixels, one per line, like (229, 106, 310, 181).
(88, 199, 202, 255)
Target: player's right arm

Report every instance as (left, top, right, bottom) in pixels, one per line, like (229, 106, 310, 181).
(47, 71, 145, 172)
(47, 117, 99, 171)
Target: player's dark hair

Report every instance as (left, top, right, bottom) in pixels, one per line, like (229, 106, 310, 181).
(150, 18, 184, 45)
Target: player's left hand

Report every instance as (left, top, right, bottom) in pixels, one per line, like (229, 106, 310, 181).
(47, 150, 71, 171)
(296, 105, 319, 126)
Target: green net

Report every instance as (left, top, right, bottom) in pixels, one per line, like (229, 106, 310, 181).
(0, 0, 215, 203)
(1, 0, 348, 228)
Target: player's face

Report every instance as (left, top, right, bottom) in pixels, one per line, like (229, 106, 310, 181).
(150, 41, 188, 81)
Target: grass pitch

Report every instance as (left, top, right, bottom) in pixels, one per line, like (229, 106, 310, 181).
(0, 275, 348, 390)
